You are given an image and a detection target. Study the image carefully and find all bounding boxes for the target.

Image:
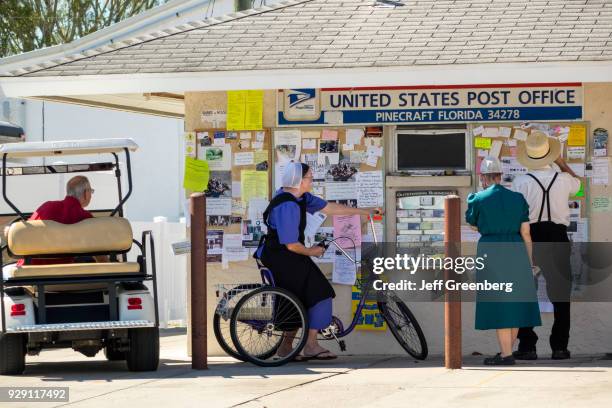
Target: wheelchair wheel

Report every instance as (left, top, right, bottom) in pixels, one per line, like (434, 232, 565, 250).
(378, 293, 428, 360)
(230, 286, 308, 367)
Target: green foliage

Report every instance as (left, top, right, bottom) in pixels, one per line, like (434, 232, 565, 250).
(0, 0, 168, 58)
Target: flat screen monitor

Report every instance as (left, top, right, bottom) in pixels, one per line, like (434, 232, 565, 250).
(396, 132, 466, 170)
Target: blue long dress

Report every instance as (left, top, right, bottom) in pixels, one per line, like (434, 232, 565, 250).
(466, 184, 542, 330)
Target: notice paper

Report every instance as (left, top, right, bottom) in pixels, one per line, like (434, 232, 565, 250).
(247, 198, 269, 221)
(303, 139, 317, 150)
(275, 129, 301, 163)
(474, 137, 492, 149)
(304, 211, 328, 247)
(234, 151, 254, 166)
(241, 170, 269, 206)
(483, 127, 499, 138)
(490, 140, 503, 158)
(184, 132, 196, 158)
(206, 198, 232, 216)
(356, 171, 384, 208)
(513, 129, 528, 141)
(346, 128, 364, 145)
(227, 91, 246, 131)
(199, 145, 231, 171)
(254, 150, 268, 164)
(302, 129, 320, 139)
(499, 127, 512, 138)
(472, 126, 484, 136)
(568, 125, 586, 146)
(592, 196, 611, 212)
(183, 157, 209, 192)
(222, 233, 249, 266)
(333, 215, 362, 249)
(591, 157, 609, 185)
(227, 90, 264, 130)
(326, 181, 357, 201)
(322, 129, 339, 140)
(333, 250, 357, 285)
(312, 227, 334, 264)
(567, 146, 586, 160)
(245, 90, 264, 130)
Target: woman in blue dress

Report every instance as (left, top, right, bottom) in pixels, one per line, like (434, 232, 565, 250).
(256, 162, 382, 360)
(466, 156, 542, 365)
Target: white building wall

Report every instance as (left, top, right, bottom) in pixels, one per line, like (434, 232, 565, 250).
(0, 100, 186, 222)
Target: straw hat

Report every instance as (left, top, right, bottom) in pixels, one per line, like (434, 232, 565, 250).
(516, 130, 561, 169)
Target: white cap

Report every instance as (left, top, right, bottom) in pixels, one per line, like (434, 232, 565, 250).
(480, 156, 503, 174)
(281, 162, 304, 188)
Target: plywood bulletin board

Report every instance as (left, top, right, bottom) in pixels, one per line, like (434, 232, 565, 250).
(272, 126, 386, 279)
(470, 122, 590, 240)
(190, 128, 272, 262)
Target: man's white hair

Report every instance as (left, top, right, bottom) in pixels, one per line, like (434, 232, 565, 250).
(66, 176, 91, 199)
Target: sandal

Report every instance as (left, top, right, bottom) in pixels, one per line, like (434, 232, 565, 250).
(294, 350, 338, 361)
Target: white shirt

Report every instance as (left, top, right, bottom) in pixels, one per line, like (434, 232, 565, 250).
(511, 166, 581, 226)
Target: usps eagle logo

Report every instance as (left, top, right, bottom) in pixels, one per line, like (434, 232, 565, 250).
(287, 89, 316, 108)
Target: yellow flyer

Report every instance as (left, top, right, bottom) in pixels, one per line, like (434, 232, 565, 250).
(568, 125, 586, 146)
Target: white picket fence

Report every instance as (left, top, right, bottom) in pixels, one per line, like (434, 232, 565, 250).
(129, 220, 188, 328)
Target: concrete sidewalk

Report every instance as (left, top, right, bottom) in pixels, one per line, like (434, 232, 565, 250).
(1, 330, 611, 408)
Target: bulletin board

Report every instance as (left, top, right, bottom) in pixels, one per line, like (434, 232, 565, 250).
(188, 128, 272, 263)
(272, 127, 386, 289)
(470, 122, 590, 241)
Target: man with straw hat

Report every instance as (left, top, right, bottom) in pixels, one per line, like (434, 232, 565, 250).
(512, 130, 581, 360)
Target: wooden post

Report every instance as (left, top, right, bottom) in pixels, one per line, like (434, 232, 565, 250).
(444, 195, 462, 369)
(190, 193, 207, 369)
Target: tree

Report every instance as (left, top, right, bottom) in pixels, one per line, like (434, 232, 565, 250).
(0, 1, 169, 58)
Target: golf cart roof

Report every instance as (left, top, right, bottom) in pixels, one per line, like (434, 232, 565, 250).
(0, 138, 138, 158)
(0, 121, 24, 139)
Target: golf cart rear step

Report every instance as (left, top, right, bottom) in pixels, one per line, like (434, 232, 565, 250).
(6, 320, 155, 333)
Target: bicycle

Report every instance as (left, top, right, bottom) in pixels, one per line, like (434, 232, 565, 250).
(213, 217, 428, 367)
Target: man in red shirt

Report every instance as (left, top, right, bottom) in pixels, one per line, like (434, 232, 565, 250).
(15, 176, 95, 266)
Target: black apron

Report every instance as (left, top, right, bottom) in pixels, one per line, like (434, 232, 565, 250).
(257, 191, 335, 309)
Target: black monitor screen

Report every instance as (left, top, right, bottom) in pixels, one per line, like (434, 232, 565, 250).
(397, 132, 466, 170)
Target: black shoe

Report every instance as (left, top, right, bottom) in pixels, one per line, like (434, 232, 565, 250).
(484, 353, 516, 366)
(551, 350, 571, 360)
(512, 350, 538, 360)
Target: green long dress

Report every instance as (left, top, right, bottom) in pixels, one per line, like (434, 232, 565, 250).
(466, 184, 542, 330)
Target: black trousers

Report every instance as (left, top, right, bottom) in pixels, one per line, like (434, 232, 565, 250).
(517, 221, 572, 352)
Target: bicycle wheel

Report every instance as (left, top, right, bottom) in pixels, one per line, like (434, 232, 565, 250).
(214, 284, 283, 361)
(378, 293, 428, 360)
(230, 287, 308, 367)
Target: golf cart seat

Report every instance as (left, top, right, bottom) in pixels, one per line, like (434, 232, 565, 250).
(4, 217, 139, 291)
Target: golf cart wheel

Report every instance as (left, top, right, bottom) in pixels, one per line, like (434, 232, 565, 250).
(378, 295, 428, 360)
(104, 346, 125, 361)
(230, 287, 308, 367)
(126, 327, 159, 371)
(0, 333, 26, 375)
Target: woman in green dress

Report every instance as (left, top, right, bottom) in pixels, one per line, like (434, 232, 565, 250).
(466, 156, 542, 365)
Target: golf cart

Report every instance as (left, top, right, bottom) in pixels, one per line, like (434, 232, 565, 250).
(0, 139, 159, 375)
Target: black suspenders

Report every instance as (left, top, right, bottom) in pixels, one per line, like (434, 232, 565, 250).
(526, 172, 559, 222)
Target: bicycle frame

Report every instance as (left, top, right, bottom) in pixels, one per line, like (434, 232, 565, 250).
(325, 216, 382, 338)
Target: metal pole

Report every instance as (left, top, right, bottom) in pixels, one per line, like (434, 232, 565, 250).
(444, 195, 462, 369)
(190, 193, 207, 369)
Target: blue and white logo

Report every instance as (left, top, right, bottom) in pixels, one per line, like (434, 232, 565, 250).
(283, 89, 320, 121)
(288, 89, 316, 107)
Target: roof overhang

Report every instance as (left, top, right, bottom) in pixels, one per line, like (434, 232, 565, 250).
(1, 61, 612, 115)
(28, 93, 185, 118)
(0, 138, 138, 158)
